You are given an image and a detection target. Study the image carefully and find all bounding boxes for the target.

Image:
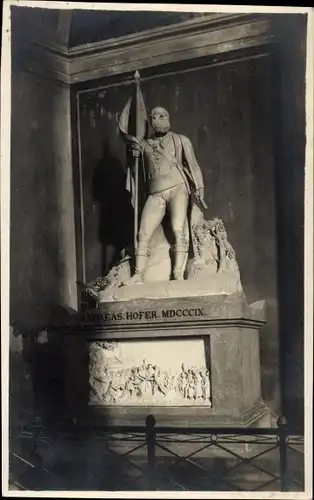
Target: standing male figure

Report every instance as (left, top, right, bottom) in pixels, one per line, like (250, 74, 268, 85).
(126, 106, 206, 284)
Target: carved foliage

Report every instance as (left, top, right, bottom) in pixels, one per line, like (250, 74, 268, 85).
(83, 258, 131, 298)
(190, 217, 239, 276)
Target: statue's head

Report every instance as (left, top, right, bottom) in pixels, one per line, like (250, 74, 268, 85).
(150, 107, 171, 134)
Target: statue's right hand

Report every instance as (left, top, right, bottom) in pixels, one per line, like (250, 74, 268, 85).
(128, 136, 143, 153)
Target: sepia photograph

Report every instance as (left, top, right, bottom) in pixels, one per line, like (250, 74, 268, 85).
(1, 1, 313, 497)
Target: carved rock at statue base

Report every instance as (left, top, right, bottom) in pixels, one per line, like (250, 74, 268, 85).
(83, 206, 243, 303)
(98, 274, 242, 302)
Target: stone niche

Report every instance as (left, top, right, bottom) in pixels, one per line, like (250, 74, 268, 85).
(63, 293, 271, 428)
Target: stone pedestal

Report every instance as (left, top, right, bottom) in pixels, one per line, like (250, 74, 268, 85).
(62, 292, 270, 428)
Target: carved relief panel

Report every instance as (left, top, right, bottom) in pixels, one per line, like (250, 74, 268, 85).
(88, 338, 212, 406)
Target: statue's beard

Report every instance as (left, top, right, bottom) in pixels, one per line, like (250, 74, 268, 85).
(152, 120, 171, 134)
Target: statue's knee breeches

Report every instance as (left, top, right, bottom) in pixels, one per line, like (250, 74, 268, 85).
(168, 184, 189, 251)
(136, 193, 167, 256)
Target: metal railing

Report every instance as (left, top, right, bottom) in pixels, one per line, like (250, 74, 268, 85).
(9, 416, 304, 492)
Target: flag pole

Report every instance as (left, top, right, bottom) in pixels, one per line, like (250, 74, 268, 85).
(118, 70, 148, 253)
(133, 145, 139, 250)
(133, 70, 140, 251)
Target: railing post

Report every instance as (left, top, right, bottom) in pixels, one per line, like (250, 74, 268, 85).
(278, 415, 288, 491)
(145, 415, 156, 489)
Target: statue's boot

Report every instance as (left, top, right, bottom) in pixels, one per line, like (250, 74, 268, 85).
(122, 250, 148, 286)
(173, 249, 188, 281)
(172, 231, 188, 280)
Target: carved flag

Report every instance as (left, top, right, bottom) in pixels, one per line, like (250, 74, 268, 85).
(119, 70, 148, 146)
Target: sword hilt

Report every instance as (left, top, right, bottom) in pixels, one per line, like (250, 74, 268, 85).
(199, 198, 208, 210)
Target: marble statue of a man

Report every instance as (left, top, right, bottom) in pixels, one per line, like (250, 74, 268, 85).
(126, 106, 206, 285)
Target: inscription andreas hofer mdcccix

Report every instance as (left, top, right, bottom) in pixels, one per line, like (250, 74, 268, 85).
(83, 307, 206, 323)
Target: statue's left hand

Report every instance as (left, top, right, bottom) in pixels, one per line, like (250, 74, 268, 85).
(194, 188, 207, 210)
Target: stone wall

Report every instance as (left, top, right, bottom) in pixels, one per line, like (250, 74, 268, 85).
(9, 9, 77, 426)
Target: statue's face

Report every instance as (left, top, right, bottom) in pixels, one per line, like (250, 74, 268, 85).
(151, 107, 171, 134)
